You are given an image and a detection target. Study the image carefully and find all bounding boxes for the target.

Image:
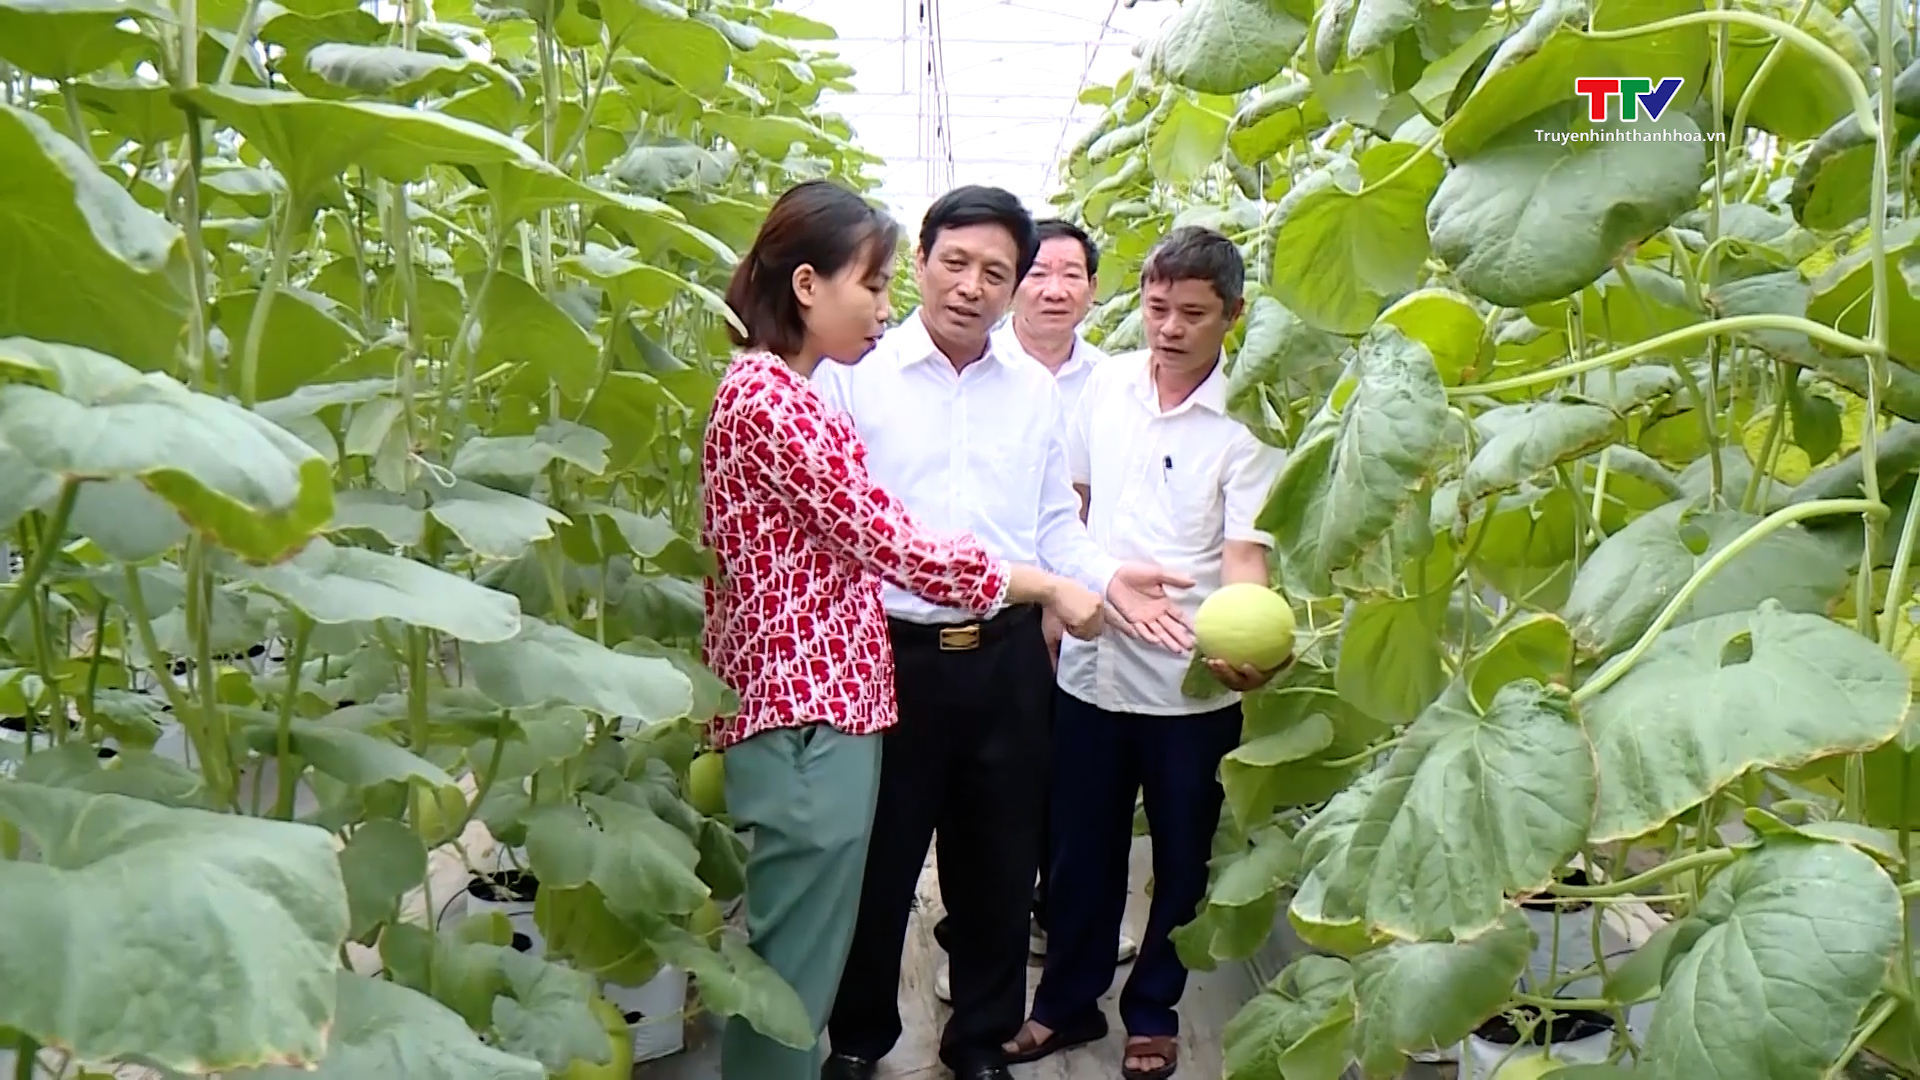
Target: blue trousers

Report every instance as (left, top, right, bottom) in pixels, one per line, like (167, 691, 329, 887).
(1029, 690, 1243, 1039)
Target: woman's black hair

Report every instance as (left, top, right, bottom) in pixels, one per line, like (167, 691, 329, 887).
(726, 179, 902, 355)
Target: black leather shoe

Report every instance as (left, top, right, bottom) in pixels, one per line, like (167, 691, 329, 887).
(821, 1052, 878, 1080)
(949, 1062, 1013, 1080)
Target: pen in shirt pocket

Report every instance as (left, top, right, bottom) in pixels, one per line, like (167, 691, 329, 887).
(1162, 454, 1172, 483)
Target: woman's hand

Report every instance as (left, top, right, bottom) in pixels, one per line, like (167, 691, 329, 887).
(1046, 577, 1106, 640)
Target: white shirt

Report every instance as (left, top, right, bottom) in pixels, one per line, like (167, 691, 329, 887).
(1058, 349, 1287, 715)
(812, 309, 1123, 625)
(991, 322, 1107, 424)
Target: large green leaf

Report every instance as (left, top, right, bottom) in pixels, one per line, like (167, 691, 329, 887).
(1581, 602, 1911, 841)
(1350, 909, 1533, 1075)
(1560, 500, 1850, 658)
(0, 105, 192, 372)
(184, 84, 545, 204)
(231, 537, 524, 642)
(1461, 402, 1621, 502)
(1443, 0, 1712, 160)
(1148, 93, 1233, 185)
(1334, 680, 1594, 941)
(0, 783, 349, 1071)
(235, 972, 544, 1079)
(1148, 0, 1309, 95)
(0, 0, 171, 78)
(471, 270, 601, 398)
(1269, 142, 1445, 335)
(1222, 956, 1356, 1080)
(1429, 106, 1708, 308)
(1645, 839, 1902, 1079)
(0, 337, 333, 563)
(1258, 324, 1451, 596)
(466, 615, 695, 721)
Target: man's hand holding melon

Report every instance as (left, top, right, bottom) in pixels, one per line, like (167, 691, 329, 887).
(1193, 582, 1297, 693)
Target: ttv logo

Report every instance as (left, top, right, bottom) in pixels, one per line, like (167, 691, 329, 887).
(1573, 77, 1684, 121)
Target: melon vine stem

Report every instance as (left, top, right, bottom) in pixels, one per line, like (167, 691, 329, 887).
(0, 482, 74, 636)
(1549, 845, 1736, 897)
(1451, 315, 1879, 397)
(1570, 498, 1890, 705)
(1583, 10, 1878, 138)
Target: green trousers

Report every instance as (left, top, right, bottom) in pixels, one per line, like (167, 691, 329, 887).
(720, 722, 882, 1080)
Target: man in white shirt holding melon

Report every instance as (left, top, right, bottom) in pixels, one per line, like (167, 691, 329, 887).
(999, 226, 1292, 1080)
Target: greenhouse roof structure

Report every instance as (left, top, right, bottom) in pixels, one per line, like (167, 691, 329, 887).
(790, 0, 1177, 229)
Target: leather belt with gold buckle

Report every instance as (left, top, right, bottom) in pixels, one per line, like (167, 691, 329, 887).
(937, 624, 982, 651)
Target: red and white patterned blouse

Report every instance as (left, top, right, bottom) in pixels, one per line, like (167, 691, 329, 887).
(701, 350, 1013, 750)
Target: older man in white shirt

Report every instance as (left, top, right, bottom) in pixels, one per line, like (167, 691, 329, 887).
(999, 226, 1291, 1080)
(814, 186, 1194, 1080)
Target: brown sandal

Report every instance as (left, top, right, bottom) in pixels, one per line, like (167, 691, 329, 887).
(1003, 1014, 1109, 1064)
(1122, 1035, 1177, 1080)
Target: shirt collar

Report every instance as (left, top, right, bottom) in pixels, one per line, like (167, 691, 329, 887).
(1129, 349, 1230, 416)
(993, 321, 1094, 379)
(894, 308, 1021, 371)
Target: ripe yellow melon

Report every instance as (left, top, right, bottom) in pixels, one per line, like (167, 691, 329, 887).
(1194, 583, 1297, 671)
(556, 994, 632, 1080)
(687, 751, 727, 817)
(1491, 1053, 1573, 1080)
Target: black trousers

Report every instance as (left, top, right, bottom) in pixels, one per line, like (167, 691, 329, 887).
(826, 604, 1053, 1071)
(1032, 691, 1244, 1038)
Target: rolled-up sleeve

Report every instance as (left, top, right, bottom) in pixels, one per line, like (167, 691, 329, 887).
(1036, 383, 1122, 594)
(732, 381, 1011, 617)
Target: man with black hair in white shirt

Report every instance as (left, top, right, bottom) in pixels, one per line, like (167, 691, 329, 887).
(926, 219, 1138, 1008)
(1000, 226, 1292, 1080)
(815, 187, 1195, 1080)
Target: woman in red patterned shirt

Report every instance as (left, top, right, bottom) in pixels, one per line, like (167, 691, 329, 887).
(703, 179, 1104, 1080)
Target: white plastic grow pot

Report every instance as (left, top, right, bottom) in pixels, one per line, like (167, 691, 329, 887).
(1460, 1009, 1617, 1079)
(462, 868, 545, 957)
(605, 966, 690, 1063)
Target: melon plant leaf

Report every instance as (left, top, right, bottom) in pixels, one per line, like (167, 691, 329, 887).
(451, 421, 613, 484)
(559, 243, 743, 331)
(1259, 324, 1451, 597)
(615, 9, 734, 96)
(1334, 593, 1450, 724)
(468, 158, 677, 228)
(1560, 500, 1850, 658)
(0, 783, 349, 1072)
(423, 477, 569, 561)
(231, 971, 544, 1079)
(1462, 403, 1621, 502)
(234, 719, 458, 791)
(645, 920, 816, 1050)
(1222, 955, 1356, 1080)
(1334, 680, 1595, 941)
(1229, 78, 1329, 167)
(1443, 0, 1711, 160)
(1717, 0, 1872, 140)
(1377, 289, 1489, 385)
(1581, 603, 1911, 842)
(210, 289, 366, 403)
(1219, 712, 1337, 830)
(1429, 107, 1708, 308)
(1645, 839, 1902, 1079)
(466, 615, 695, 721)
(0, 106, 193, 372)
(1464, 613, 1574, 709)
(1149, 93, 1232, 185)
(230, 537, 524, 642)
(1269, 142, 1444, 335)
(291, 42, 516, 104)
(184, 84, 545, 204)
(0, 337, 333, 563)
(336, 818, 428, 940)
(470, 270, 602, 399)
(489, 947, 609, 1072)
(526, 796, 709, 918)
(1149, 0, 1309, 96)
(1288, 767, 1387, 955)
(1350, 908, 1533, 1075)
(0, 0, 171, 79)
